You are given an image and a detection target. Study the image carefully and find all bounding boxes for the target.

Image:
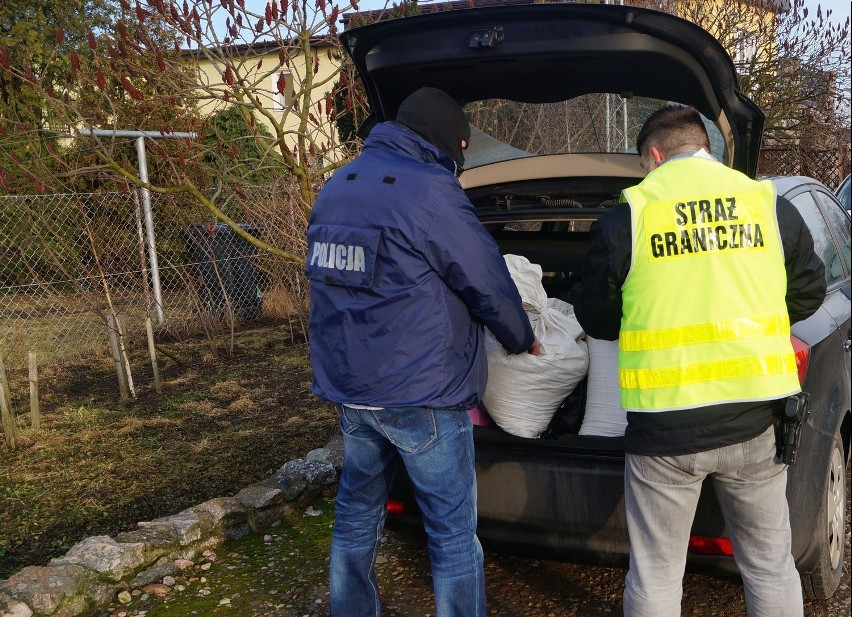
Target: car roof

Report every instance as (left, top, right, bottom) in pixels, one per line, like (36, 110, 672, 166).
(341, 3, 765, 176)
(769, 175, 835, 196)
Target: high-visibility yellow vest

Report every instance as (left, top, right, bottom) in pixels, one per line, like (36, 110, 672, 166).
(619, 156, 800, 412)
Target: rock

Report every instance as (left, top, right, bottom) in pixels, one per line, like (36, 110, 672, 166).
(248, 505, 288, 532)
(296, 482, 326, 508)
(0, 564, 113, 616)
(306, 436, 344, 472)
(268, 466, 308, 500)
(161, 576, 176, 587)
(117, 590, 132, 605)
(138, 512, 202, 546)
(235, 483, 284, 510)
(173, 559, 194, 571)
(275, 460, 336, 488)
(49, 536, 146, 582)
(140, 584, 169, 598)
(1, 565, 97, 614)
(0, 591, 33, 617)
(109, 609, 129, 617)
(189, 498, 249, 536)
(128, 557, 176, 589)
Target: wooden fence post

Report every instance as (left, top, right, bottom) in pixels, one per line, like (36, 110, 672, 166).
(0, 352, 17, 450)
(107, 314, 130, 400)
(116, 313, 136, 399)
(28, 351, 40, 431)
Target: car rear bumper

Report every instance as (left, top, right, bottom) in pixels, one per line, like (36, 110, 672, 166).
(386, 425, 742, 576)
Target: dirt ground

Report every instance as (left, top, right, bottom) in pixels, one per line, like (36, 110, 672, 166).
(0, 319, 339, 578)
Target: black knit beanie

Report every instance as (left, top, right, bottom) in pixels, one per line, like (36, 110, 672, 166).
(395, 87, 471, 168)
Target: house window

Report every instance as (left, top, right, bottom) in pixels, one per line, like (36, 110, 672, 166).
(273, 71, 294, 110)
(733, 29, 759, 67)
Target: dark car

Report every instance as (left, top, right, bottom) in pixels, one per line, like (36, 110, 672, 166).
(339, 3, 852, 600)
(837, 174, 851, 214)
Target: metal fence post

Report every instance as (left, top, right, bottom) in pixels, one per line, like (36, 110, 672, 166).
(76, 129, 198, 325)
(135, 136, 166, 325)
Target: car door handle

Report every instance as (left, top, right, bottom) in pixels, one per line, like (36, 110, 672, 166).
(844, 338, 852, 352)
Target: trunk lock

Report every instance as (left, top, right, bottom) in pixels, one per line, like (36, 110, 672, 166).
(469, 26, 504, 49)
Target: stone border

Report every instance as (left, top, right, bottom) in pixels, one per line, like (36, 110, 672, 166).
(0, 436, 343, 617)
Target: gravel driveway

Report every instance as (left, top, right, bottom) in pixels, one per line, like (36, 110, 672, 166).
(104, 470, 850, 617)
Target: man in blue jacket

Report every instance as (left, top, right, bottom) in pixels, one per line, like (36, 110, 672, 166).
(306, 87, 537, 617)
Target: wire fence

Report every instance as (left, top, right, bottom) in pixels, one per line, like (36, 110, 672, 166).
(0, 142, 846, 408)
(759, 146, 849, 188)
(0, 185, 309, 380)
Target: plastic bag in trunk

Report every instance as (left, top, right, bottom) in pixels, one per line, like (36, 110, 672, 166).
(483, 255, 589, 438)
(578, 337, 627, 436)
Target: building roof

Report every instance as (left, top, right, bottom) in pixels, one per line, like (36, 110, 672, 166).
(180, 36, 336, 58)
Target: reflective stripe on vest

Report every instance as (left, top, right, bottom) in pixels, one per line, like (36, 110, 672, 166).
(619, 157, 800, 412)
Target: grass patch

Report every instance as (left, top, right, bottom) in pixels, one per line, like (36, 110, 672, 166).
(0, 320, 338, 577)
(134, 499, 335, 616)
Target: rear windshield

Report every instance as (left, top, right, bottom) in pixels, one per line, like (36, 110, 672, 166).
(462, 95, 726, 169)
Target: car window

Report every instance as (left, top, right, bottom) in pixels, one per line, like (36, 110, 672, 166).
(462, 97, 726, 169)
(836, 175, 851, 212)
(813, 190, 851, 277)
(789, 190, 846, 286)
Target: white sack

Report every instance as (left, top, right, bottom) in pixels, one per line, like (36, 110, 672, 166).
(578, 337, 626, 437)
(483, 255, 589, 438)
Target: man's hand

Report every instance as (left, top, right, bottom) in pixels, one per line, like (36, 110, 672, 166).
(528, 337, 541, 356)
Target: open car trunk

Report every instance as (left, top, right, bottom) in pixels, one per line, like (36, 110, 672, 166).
(386, 159, 732, 571)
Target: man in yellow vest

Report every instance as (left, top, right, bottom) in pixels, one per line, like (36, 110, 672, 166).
(573, 106, 826, 617)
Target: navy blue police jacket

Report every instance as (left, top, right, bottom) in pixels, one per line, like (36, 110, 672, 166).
(306, 122, 534, 410)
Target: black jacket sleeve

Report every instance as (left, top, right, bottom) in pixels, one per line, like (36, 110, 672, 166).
(571, 196, 827, 337)
(776, 195, 827, 324)
(572, 203, 632, 340)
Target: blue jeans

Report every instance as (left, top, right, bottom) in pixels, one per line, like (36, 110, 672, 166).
(329, 405, 485, 617)
(623, 425, 803, 617)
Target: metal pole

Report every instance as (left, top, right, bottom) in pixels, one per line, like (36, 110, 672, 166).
(135, 136, 166, 324)
(78, 129, 196, 139)
(77, 128, 196, 326)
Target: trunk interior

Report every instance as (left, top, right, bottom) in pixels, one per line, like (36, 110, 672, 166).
(471, 174, 632, 454)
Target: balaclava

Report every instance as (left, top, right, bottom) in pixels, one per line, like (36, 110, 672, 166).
(395, 87, 471, 169)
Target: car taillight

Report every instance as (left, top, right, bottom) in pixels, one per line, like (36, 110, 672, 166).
(386, 500, 405, 516)
(790, 335, 810, 385)
(688, 535, 733, 556)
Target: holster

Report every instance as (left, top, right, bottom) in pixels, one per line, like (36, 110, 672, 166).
(774, 392, 810, 466)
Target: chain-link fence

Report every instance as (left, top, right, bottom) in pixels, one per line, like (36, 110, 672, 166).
(2, 140, 847, 406)
(0, 184, 309, 380)
(759, 146, 847, 188)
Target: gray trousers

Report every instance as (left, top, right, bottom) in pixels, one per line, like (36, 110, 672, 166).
(623, 425, 804, 617)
